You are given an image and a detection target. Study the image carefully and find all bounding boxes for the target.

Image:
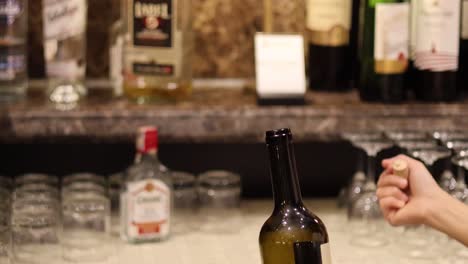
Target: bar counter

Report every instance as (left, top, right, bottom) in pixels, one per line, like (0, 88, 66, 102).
(111, 199, 454, 264)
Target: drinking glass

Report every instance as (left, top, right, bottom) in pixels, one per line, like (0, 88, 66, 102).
(172, 171, 197, 235)
(108, 172, 122, 237)
(62, 187, 111, 263)
(348, 139, 393, 248)
(399, 146, 453, 260)
(450, 155, 468, 202)
(15, 174, 59, 188)
(63, 173, 107, 187)
(11, 195, 61, 264)
(197, 170, 241, 233)
(0, 186, 11, 264)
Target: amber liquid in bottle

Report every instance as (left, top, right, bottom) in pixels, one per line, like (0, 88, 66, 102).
(123, 0, 192, 104)
(259, 128, 330, 264)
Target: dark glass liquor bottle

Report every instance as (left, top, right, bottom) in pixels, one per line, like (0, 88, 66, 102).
(413, 0, 461, 102)
(307, 0, 353, 91)
(259, 128, 330, 264)
(359, 0, 410, 103)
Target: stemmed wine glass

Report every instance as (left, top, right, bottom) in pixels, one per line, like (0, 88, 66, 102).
(341, 132, 384, 205)
(399, 146, 453, 260)
(347, 138, 394, 248)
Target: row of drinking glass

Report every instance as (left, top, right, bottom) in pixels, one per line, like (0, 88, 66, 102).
(0, 170, 242, 263)
(0, 173, 115, 264)
(341, 130, 468, 262)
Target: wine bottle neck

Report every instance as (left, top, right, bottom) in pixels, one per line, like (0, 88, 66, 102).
(267, 137, 303, 207)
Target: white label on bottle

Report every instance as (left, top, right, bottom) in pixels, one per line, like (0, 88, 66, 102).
(321, 243, 332, 264)
(462, 0, 468, 39)
(414, 0, 460, 72)
(126, 179, 170, 240)
(307, 0, 352, 31)
(374, 3, 409, 61)
(43, 0, 87, 40)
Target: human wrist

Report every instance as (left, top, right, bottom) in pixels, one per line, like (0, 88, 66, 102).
(423, 189, 451, 228)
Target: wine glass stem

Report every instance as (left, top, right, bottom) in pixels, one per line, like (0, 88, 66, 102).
(367, 155, 376, 182)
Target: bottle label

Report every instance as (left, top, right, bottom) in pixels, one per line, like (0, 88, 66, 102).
(306, 0, 352, 46)
(125, 0, 182, 79)
(126, 179, 170, 240)
(462, 0, 468, 39)
(414, 0, 460, 72)
(374, 3, 409, 74)
(133, 0, 172, 47)
(43, 0, 87, 41)
(293, 241, 332, 264)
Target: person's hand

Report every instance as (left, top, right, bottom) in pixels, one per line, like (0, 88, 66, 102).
(377, 154, 446, 226)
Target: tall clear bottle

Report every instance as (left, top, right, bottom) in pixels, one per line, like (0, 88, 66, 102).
(413, 0, 461, 102)
(259, 128, 331, 264)
(122, 0, 192, 104)
(42, 0, 87, 106)
(120, 126, 172, 243)
(0, 0, 28, 102)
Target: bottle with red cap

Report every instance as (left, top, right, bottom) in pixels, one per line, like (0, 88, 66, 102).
(120, 126, 173, 243)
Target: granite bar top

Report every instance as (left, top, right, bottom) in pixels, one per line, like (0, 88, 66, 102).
(103, 200, 455, 264)
(1, 81, 468, 143)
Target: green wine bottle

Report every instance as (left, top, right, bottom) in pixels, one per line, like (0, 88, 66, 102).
(259, 128, 330, 264)
(359, 0, 410, 103)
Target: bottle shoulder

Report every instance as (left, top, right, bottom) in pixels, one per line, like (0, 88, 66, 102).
(260, 204, 329, 242)
(124, 159, 172, 186)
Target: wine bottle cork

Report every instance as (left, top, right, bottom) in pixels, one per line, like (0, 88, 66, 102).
(393, 159, 409, 179)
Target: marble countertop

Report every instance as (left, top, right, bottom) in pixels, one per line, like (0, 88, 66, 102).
(1, 81, 468, 143)
(107, 200, 459, 264)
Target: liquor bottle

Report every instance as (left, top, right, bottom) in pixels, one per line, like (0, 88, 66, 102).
(120, 126, 172, 243)
(413, 0, 461, 102)
(122, 0, 192, 104)
(359, 0, 410, 103)
(307, 0, 353, 91)
(460, 0, 468, 91)
(350, 0, 361, 86)
(42, 0, 88, 105)
(405, 0, 418, 96)
(0, 0, 27, 102)
(259, 128, 331, 264)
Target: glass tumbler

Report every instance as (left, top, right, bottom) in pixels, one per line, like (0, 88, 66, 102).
(197, 170, 241, 233)
(15, 174, 59, 188)
(11, 195, 61, 264)
(0, 186, 11, 264)
(63, 173, 107, 188)
(62, 188, 111, 263)
(172, 171, 197, 235)
(108, 173, 122, 237)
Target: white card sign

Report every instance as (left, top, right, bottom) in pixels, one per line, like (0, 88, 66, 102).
(255, 33, 306, 99)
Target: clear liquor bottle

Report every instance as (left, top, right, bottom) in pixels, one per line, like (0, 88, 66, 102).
(120, 126, 172, 243)
(42, 0, 88, 106)
(0, 0, 28, 102)
(122, 0, 192, 104)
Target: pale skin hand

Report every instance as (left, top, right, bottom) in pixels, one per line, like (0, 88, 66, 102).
(377, 154, 468, 247)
